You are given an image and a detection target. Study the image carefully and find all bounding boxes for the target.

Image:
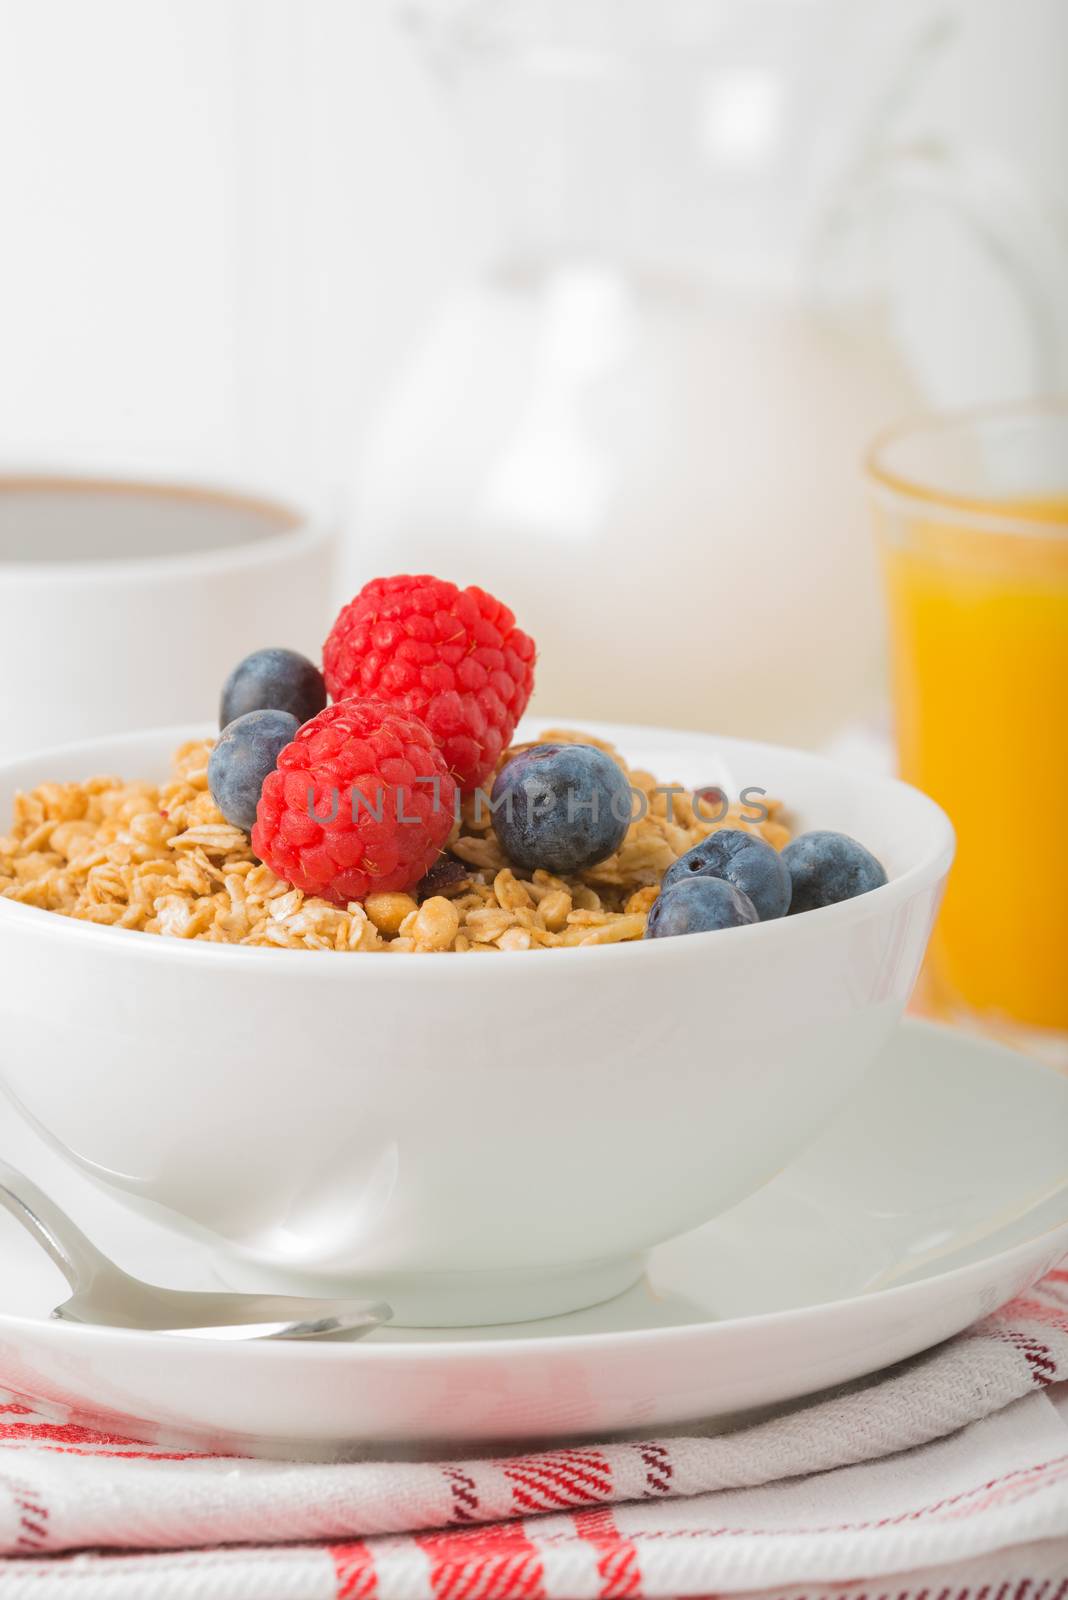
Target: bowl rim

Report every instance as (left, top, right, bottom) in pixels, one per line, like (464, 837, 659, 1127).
(0, 719, 955, 974)
(0, 470, 334, 586)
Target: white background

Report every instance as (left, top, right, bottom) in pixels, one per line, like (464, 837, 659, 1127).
(1, 0, 1065, 512)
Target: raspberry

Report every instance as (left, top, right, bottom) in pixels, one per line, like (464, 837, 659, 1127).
(251, 700, 456, 906)
(323, 575, 536, 790)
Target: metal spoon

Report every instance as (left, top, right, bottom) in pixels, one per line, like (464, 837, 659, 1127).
(0, 1160, 391, 1341)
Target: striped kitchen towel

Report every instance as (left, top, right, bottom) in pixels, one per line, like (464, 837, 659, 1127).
(0, 1267, 1066, 1597)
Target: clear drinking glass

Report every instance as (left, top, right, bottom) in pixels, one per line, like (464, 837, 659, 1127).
(870, 403, 1068, 1065)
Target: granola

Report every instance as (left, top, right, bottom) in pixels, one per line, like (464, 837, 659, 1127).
(0, 730, 790, 952)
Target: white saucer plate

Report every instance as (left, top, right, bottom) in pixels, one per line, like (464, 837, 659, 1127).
(0, 1021, 1064, 1458)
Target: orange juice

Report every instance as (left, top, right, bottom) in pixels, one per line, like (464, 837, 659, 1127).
(878, 488, 1068, 1038)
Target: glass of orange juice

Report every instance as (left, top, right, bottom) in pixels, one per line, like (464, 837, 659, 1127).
(870, 403, 1068, 1066)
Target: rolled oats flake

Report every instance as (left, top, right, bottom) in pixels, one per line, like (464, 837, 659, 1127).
(0, 732, 791, 952)
(537, 888, 572, 931)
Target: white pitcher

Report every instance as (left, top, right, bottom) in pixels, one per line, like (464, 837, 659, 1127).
(355, 0, 1064, 744)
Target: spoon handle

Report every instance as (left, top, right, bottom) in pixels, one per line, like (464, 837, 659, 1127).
(0, 1159, 114, 1291)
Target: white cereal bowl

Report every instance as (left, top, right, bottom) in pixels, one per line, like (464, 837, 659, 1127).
(0, 719, 954, 1327)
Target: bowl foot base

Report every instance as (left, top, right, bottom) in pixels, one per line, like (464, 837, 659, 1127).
(213, 1252, 647, 1329)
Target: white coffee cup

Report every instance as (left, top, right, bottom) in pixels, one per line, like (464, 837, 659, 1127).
(0, 473, 338, 757)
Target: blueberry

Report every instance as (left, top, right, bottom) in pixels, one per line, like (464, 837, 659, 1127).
(661, 827, 791, 920)
(490, 743, 632, 873)
(209, 710, 299, 831)
(782, 830, 887, 914)
(220, 647, 326, 730)
(645, 876, 759, 939)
